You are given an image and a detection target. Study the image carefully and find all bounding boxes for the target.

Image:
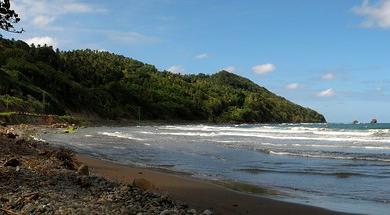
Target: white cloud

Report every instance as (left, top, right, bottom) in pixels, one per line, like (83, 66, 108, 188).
(321, 72, 336, 80)
(285, 83, 301, 90)
(63, 2, 96, 13)
(353, 0, 390, 28)
(32, 15, 55, 27)
(14, 0, 103, 28)
(222, 66, 236, 73)
(195, 53, 209, 59)
(24, 36, 57, 47)
(252, 63, 276, 75)
(317, 88, 335, 97)
(167, 65, 185, 74)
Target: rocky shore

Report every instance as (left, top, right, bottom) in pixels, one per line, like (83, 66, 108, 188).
(0, 126, 211, 215)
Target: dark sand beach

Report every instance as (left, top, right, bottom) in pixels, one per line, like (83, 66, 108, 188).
(77, 154, 350, 215)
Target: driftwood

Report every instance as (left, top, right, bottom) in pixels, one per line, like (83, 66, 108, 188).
(0, 208, 20, 215)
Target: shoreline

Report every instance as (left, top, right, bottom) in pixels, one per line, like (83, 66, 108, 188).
(1, 124, 355, 214)
(76, 154, 351, 215)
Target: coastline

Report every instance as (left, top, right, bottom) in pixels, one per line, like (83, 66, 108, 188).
(76, 154, 351, 215)
(1, 124, 355, 214)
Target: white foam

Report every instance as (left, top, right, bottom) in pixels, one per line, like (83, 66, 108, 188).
(30, 135, 46, 142)
(268, 151, 390, 162)
(159, 132, 218, 137)
(157, 130, 390, 143)
(161, 125, 381, 138)
(212, 140, 242, 143)
(138, 131, 154, 134)
(98, 131, 146, 141)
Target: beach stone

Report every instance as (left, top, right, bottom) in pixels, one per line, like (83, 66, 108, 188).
(187, 209, 197, 214)
(77, 164, 89, 176)
(160, 209, 177, 215)
(4, 158, 20, 167)
(133, 178, 154, 191)
(6, 132, 17, 139)
(201, 209, 213, 215)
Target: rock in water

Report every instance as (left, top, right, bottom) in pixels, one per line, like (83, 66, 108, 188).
(4, 158, 20, 167)
(371, 119, 378, 124)
(352, 120, 359, 124)
(133, 178, 154, 190)
(77, 164, 89, 176)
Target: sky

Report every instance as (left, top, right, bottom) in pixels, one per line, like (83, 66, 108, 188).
(2, 0, 390, 123)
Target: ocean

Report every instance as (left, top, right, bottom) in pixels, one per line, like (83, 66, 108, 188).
(39, 123, 390, 214)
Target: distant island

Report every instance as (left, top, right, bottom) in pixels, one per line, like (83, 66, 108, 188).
(0, 38, 325, 123)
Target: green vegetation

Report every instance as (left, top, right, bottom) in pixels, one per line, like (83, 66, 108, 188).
(64, 126, 77, 134)
(0, 111, 15, 116)
(0, 38, 325, 123)
(0, 0, 23, 33)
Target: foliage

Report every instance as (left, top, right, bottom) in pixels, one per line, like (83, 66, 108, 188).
(64, 126, 77, 134)
(0, 111, 15, 116)
(0, 38, 326, 123)
(0, 0, 22, 33)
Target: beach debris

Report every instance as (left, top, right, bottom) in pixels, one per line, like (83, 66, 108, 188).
(4, 158, 20, 167)
(0, 208, 20, 215)
(159, 209, 178, 215)
(133, 178, 154, 191)
(187, 209, 197, 214)
(371, 119, 378, 124)
(77, 175, 92, 188)
(77, 164, 89, 176)
(0, 131, 209, 215)
(52, 148, 76, 170)
(201, 209, 213, 215)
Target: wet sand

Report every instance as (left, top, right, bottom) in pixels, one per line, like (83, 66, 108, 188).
(77, 154, 351, 215)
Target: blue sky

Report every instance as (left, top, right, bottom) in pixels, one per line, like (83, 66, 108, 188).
(3, 0, 390, 123)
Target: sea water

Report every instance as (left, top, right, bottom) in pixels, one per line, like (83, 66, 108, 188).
(40, 123, 390, 214)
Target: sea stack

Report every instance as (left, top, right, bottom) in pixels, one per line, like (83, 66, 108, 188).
(371, 119, 378, 124)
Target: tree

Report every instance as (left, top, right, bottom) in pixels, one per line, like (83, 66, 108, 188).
(0, 0, 23, 33)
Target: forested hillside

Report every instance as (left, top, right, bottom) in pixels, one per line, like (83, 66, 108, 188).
(0, 38, 326, 123)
